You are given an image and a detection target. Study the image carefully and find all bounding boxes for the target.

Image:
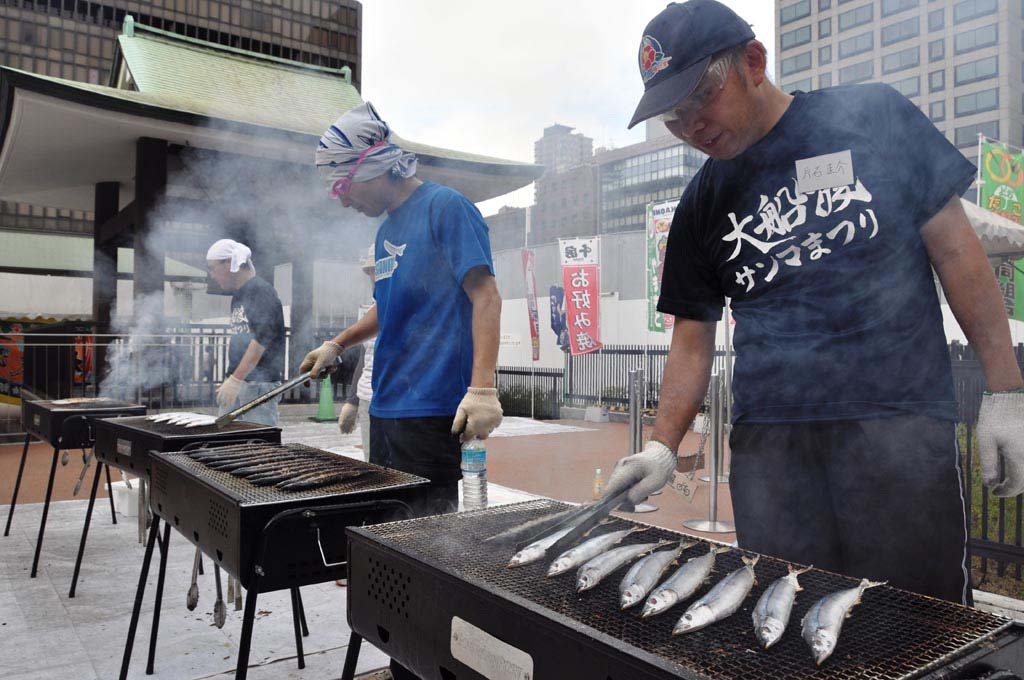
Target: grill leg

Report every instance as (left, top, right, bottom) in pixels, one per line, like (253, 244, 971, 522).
(234, 584, 259, 680)
(145, 522, 171, 675)
(290, 587, 305, 670)
(69, 461, 103, 598)
(3, 433, 31, 537)
(105, 464, 117, 525)
(341, 632, 362, 680)
(119, 517, 160, 680)
(30, 446, 61, 578)
(294, 587, 308, 637)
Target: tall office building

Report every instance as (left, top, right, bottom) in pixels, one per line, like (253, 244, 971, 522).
(775, 0, 1023, 157)
(0, 0, 361, 235)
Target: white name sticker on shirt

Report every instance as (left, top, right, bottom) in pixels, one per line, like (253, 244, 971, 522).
(451, 616, 533, 680)
(795, 150, 854, 194)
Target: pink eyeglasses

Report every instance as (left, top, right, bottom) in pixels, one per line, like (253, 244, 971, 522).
(329, 141, 388, 199)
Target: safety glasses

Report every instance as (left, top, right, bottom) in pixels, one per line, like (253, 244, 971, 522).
(328, 140, 388, 199)
(658, 52, 735, 126)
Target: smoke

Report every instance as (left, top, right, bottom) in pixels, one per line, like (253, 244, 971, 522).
(96, 131, 382, 399)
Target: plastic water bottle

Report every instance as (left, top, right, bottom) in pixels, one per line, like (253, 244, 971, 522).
(461, 438, 488, 511)
(592, 468, 605, 501)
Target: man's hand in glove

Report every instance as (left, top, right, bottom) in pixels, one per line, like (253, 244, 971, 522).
(300, 341, 343, 379)
(338, 402, 358, 435)
(604, 440, 678, 506)
(216, 376, 244, 409)
(979, 390, 1024, 497)
(451, 387, 503, 442)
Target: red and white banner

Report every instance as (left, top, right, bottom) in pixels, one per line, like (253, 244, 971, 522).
(559, 237, 602, 355)
(521, 249, 540, 361)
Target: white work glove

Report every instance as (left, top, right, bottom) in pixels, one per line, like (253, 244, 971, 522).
(299, 341, 343, 379)
(216, 375, 244, 409)
(604, 440, 677, 506)
(338, 402, 358, 434)
(979, 390, 1024, 497)
(451, 387, 503, 442)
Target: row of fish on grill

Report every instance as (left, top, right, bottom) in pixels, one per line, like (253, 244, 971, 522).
(146, 411, 218, 428)
(183, 443, 369, 491)
(495, 514, 883, 665)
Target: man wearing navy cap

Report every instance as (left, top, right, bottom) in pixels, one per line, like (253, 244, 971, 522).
(603, 0, 1024, 603)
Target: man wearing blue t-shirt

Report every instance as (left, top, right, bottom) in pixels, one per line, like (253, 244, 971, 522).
(302, 102, 503, 522)
(604, 0, 1024, 604)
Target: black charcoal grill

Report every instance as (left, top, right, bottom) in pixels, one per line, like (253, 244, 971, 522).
(4, 398, 145, 579)
(120, 443, 431, 680)
(62, 416, 282, 598)
(343, 500, 1024, 680)
(93, 415, 281, 479)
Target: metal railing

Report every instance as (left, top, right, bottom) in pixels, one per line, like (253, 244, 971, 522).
(0, 324, 359, 437)
(495, 366, 562, 420)
(562, 344, 732, 408)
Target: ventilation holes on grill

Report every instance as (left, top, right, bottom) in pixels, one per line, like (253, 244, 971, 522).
(153, 466, 168, 494)
(368, 556, 410, 620)
(207, 499, 230, 539)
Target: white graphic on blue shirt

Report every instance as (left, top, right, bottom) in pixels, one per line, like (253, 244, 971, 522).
(374, 240, 407, 282)
(724, 178, 877, 293)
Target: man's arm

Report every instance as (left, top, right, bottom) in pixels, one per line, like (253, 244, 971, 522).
(602, 316, 717, 504)
(331, 305, 379, 349)
(921, 196, 1024, 391)
(651, 317, 719, 452)
(462, 265, 501, 388)
(231, 340, 266, 381)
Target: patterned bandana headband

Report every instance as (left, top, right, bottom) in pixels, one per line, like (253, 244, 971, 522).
(329, 140, 388, 199)
(315, 102, 418, 192)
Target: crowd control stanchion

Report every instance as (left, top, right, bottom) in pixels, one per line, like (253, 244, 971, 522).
(684, 374, 734, 533)
(700, 369, 729, 484)
(624, 369, 657, 514)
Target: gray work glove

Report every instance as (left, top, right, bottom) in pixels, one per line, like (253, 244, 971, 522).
(979, 390, 1024, 497)
(338, 402, 358, 435)
(604, 440, 677, 505)
(299, 341, 343, 379)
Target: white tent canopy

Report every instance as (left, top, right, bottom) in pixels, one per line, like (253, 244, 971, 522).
(962, 198, 1024, 260)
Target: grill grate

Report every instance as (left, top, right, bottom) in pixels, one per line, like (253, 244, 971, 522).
(155, 445, 425, 505)
(106, 415, 274, 437)
(30, 399, 142, 413)
(361, 500, 1012, 680)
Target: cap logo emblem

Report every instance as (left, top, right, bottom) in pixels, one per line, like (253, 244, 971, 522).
(640, 35, 672, 83)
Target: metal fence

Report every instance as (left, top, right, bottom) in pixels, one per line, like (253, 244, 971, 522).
(951, 344, 1024, 586)
(1, 324, 358, 437)
(561, 344, 732, 408)
(495, 366, 562, 420)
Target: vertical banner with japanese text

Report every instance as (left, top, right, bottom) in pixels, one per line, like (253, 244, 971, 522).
(0, 321, 25, 406)
(559, 237, 602, 355)
(996, 260, 1024, 322)
(980, 139, 1024, 224)
(521, 249, 540, 361)
(646, 200, 676, 333)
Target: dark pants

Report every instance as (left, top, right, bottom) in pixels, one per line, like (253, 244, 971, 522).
(729, 415, 971, 604)
(369, 415, 462, 680)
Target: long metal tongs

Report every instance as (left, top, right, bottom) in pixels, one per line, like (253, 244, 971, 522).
(513, 488, 632, 558)
(214, 357, 342, 429)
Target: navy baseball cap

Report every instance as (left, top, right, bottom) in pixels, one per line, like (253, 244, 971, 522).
(628, 0, 755, 129)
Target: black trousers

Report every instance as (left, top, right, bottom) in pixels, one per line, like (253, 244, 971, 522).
(729, 415, 971, 604)
(369, 415, 462, 680)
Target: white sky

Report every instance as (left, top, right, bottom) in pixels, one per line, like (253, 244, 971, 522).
(360, 1, 777, 215)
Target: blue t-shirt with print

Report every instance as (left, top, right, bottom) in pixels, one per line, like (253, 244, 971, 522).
(658, 84, 976, 423)
(370, 181, 494, 418)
